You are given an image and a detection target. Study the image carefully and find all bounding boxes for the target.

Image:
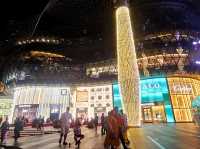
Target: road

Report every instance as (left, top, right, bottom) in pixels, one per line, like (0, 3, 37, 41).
(1, 123, 200, 149)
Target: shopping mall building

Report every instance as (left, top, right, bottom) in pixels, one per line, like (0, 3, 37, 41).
(0, 0, 200, 124)
(0, 74, 199, 123)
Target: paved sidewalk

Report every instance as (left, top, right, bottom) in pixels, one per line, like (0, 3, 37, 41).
(1, 123, 200, 149)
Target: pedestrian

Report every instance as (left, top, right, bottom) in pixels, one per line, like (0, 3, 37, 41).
(94, 113, 98, 134)
(114, 107, 129, 149)
(193, 108, 200, 127)
(101, 113, 106, 135)
(59, 107, 72, 145)
(73, 118, 84, 148)
(104, 110, 120, 149)
(0, 117, 9, 144)
(120, 109, 130, 145)
(14, 117, 24, 143)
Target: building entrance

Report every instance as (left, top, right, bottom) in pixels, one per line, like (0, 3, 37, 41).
(142, 104, 166, 123)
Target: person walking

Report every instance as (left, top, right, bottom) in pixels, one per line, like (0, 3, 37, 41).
(114, 107, 129, 149)
(14, 117, 24, 143)
(59, 107, 72, 145)
(73, 118, 84, 148)
(0, 117, 9, 144)
(120, 109, 130, 145)
(101, 113, 106, 135)
(104, 110, 120, 149)
(94, 113, 98, 134)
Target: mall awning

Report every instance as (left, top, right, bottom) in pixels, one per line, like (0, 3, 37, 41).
(192, 96, 200, 108)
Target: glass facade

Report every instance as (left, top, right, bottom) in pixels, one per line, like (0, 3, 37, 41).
(113, 77, 175, 122)
(12, 86, 71, 121)
(167, 77, 200, 122)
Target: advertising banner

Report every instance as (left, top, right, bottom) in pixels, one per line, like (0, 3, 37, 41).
(76, 89, 88, 102)
(0, 99, 13, 116)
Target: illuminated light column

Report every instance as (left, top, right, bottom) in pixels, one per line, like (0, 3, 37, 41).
(116, 6, 141, 127)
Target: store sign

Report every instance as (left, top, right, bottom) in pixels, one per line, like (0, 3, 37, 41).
(142, 83, 160, 89)
(0, 99, 12, 116)
(172, 84, 192, 94)
(141, 78, 168, 93)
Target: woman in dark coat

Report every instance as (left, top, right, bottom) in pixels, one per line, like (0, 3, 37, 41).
(0, 117, 9, 144)
(14, 117, 24, 142)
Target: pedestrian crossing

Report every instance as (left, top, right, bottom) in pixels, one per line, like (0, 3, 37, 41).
(2, 127, 105, 149)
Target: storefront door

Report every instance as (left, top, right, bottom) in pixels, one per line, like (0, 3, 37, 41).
(152, 105, 166, 122)
(142, 105, 166, 123)
(142, 107, 153, 122)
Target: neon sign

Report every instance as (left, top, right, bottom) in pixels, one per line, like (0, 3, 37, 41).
(142, 83, 160, 89)
(172, 84, 192, 94)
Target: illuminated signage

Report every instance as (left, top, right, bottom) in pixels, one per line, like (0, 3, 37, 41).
(141, 78, 168, 93)
(142, 83, 160, 89)
(113, 77, 175, 122)
(172, 84, 192, 94)
(0, 99, 13, 116)
(76, 90, 88, 102)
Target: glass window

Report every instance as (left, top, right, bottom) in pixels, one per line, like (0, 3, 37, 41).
(106, 103, 110, 107)
(97, 88, 102, 92)
(98, 96, 102, 100)
(91, 96, 94, 100)
(106, 95, 110, 99)
(105, 87, 109, 91)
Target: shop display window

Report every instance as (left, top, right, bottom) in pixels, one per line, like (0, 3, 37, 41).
(168, 77, 200, 122)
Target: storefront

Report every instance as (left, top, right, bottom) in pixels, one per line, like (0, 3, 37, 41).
(14, 104, 39, 122)
(113, 77, 175, 123)
(12, 85, 71, 122)
(75, 85, 113, 120)
(167, 76, 200, 122)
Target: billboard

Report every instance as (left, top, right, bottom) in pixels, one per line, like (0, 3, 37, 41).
(0, 99, 13, 116)
(76, 89, 89, 102)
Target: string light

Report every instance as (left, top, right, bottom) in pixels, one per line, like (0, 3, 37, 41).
(116, 6, 141, 127)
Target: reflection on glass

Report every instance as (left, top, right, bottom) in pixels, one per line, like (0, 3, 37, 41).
(152, 105, 166, 122)
(143, 108, 152, 122)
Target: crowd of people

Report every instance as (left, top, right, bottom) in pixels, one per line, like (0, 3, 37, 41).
(100, 107, 130, 149)
(57, 106, 130, 149)
(0, 116, 24, 144)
